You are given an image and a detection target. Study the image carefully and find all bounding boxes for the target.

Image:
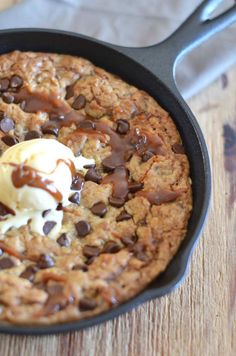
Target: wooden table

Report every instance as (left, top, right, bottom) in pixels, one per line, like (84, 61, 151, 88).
(0, 1, 235, 355)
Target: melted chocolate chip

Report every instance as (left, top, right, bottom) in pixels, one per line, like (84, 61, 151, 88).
(128, 182, 143, 193)
(0, 78, 9, 92)
(0, 257, 15, 270)
(85, 168, 102, 184)
(72, 95, 86, 110)
(43, 221, 57, 235)
(83, 245, 100, 258)
(141, 151, 154, 162)
(20, 265, 38, 281)
(75, 220, 91, 237)
(42, 209, 51, 218)
(57, 233, 70, 247)
(116, 119, 130, 135)
(116, 211, 132, 222)
(42, 122, 59, 137)
(109, 196, 125, 208)
(71, 174, 84, 191)
(79, 120, 96, 130)
(10, 75, 23, 89)
(37, 254, 55, 269)
(121, 235, 137, 246)
(2, 92, 15, 104)
(103, 241, 121, 253)
(91, 202, 107, 217)
(69, 192, 81, 205)
(0, 117, 15, 133)
(25, 130, 41, 141)
(79, 297, 97, 311)
(137, 189, 181, 205)
(1, 135, 19, 146)
(83, 163, 96, 169)
(0, 202, 14, 217)
(172, 143, 185, 154)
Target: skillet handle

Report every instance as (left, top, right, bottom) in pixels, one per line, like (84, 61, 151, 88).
(113, 0, 236, 93)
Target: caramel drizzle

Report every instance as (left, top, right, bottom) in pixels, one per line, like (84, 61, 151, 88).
(9, 159, 76, 203)
(102, 167, 129, 199)
(12, 87, 166, 201)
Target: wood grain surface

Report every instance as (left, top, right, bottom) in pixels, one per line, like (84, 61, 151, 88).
(0, 1, 235, 355)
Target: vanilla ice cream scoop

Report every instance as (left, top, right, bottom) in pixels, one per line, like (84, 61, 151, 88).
(0, 138, 94, 238)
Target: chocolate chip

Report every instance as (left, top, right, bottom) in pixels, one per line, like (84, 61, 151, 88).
(109, 196, 125, 208)
(79, 297, 97, 311)
(135, 251, 149, 262)
(103, 240, 121, 254)
(10, 75, 23, 89)
(57, 233, 70, 247)
(1, 135, 19, 146)
(91, 202, 107, 217)
(2, 93, 15, 104)
(116, 119, 130, 135)
(71, 174, 84, 190)
(83, 163, 96, 169)
(172, 143, 185, 154)
(129, 244, 149, 262)
(42, 209, 51, 218)
(56, 203, 63, 211)
(72, 94, 86, 110)
(0, 111, 5, 120)
(0, 117, 15, 133)
(43, 221, 56, 235)
(121, 235, 137, 246)
(85, 256, 96, 265)
(69, 192, 81, 205)
(141, 151, 154, 162)
(42, 123, 59, 137)
(128, 182, 143, 193)
(65, 83, 76, 100)
(0, 257, 15, 270)
(72, 264, 88, 272)
(0, 78, 9, 92)
(84, 168, 102, 184)
(75, 220, 91, 237)
(116, 211, 132, 222)
(20, 265, 38, 282)
(83, 245, 100, 258)
(37, 254, 55, 269)
(0, 202, 14, 216)
(79, 120, 96, 130)
(25, 130, 41, 141)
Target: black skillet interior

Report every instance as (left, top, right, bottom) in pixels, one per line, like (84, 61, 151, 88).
(0, 0, 235, 334)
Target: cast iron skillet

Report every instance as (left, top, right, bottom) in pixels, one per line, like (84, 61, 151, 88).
(0, 0, 235, 335)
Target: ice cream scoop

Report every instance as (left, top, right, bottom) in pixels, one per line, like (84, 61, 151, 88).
(0, 138, 94, 238)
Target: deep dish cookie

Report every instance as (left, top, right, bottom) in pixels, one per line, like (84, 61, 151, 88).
(0, 51, 192, 325)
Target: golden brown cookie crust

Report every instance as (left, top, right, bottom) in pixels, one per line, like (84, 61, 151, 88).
(0, 51, 192, 325)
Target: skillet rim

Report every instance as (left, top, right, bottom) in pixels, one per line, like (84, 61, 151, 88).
(0, 28, 211, 335)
